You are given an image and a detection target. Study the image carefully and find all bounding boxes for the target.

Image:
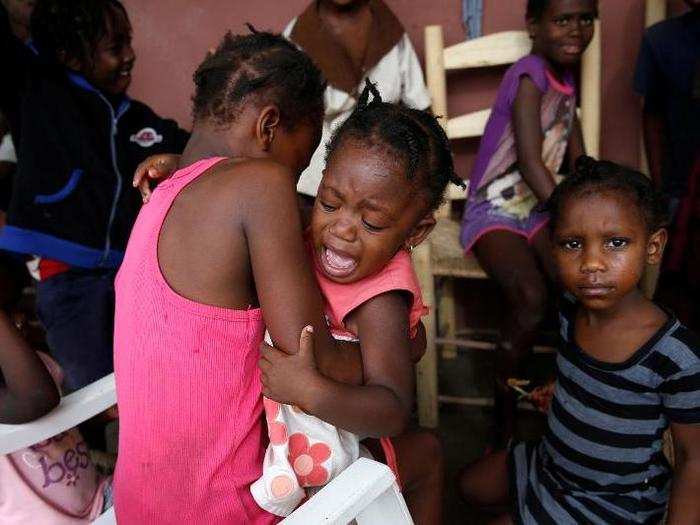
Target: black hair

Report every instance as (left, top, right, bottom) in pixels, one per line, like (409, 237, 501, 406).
(192, 29, 326, 129)
(326, 81, 463, 211)
(526, 0, 599, 20)
(545, 156, 668, 233)
(31, 0, 129, 67)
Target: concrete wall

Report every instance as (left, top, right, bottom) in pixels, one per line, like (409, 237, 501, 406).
(123, 0, 688, 176)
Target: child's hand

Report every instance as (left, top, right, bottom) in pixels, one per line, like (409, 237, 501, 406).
(529, 381, 555, 414)
(132, 154, 180, 203)
(259, 326, 321, 410)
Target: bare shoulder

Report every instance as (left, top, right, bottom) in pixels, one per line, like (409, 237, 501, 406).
(209, 157, 297, 199)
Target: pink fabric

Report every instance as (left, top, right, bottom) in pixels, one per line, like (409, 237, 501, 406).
(312, 245, 428, 488)
(0, 353, 107, 524)
(113, 157, 276, 524)
(312, 246, 428, 339)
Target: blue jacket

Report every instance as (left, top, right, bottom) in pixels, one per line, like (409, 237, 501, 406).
(0, 7, 189, 269)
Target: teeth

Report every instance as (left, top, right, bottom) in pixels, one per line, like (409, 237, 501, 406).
(325, 248, 355, 269)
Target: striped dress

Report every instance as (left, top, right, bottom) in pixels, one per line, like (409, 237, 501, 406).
(509, 301, 700, 524)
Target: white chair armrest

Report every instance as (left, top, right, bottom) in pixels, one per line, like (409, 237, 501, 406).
(281, 458, 413, 525)
(92, 506, 116, 525)
(0, 373, 116, 454)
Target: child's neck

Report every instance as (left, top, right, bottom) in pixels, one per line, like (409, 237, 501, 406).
(574, 290, 667, 364)
(180, 124, 252, 167)
(532, 50, 568, 81)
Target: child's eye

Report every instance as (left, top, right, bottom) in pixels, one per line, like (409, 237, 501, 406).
(554, 16, 569, 26)
(362, 219, 384, 233)
(605, 238, 629, 249)
(560, 239, 581, 250)
(580, 15, 594, 26)
(320, 201, 336, 212)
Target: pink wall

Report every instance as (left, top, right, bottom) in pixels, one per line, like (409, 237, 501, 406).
(123, 0, 688, 175)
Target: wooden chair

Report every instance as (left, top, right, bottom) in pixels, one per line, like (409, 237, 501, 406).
(414, 23, 602, 428)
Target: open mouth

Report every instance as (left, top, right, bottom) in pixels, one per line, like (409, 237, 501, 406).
(562, 44, 583, 55)
(320, 246, 358, 279)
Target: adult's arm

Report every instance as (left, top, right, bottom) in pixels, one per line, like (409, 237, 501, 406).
(242, 162, 362, 386)
(513, 77, 557, 203)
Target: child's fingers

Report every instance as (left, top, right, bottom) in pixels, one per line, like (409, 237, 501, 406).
(298, 325, 314, 358)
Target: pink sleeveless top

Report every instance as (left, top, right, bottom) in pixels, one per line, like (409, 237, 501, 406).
(113, 157, 275, 524)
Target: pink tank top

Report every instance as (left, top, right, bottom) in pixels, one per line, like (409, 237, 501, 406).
(113, 157, 275, 524)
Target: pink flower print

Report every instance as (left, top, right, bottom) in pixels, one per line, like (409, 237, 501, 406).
(264, 398, 288, 446)
(288, 433, 331, 487)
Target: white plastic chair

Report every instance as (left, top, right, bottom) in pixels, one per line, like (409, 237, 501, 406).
(0, 373, 116, 455)
(1, 374, 411, 525)
(93, 459, 410, 525)
(282, 458, 412, 525)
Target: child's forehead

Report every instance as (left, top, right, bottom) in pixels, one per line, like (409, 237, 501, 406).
(557, 190, 645, 230)
(543, 0, 597, 17)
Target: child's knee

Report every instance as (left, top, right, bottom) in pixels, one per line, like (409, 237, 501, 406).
(458, 452, 509, 507)
(413, 432, 443, 472)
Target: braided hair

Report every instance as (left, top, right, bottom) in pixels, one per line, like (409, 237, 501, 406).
(326, 80, 463, 212)
(545, 156, 668, 233)
(31, 0, 129, 67)
(192, 29, 325, 130)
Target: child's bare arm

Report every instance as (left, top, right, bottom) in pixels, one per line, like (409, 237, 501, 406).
(513, 77, 557, 202)
(0, 312, 59, 423)
(243, 163, 362, 386)
(261, 291, 413, 437)
(665, 422, 700, 524)
(566, 114, 585, 173)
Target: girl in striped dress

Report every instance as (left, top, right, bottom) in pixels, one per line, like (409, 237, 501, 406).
(459, 157, 700, 524)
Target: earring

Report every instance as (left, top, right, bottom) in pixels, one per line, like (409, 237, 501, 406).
(406, 244, 414, 253)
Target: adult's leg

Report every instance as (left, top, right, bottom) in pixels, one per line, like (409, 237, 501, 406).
(473, 231, 549, 447)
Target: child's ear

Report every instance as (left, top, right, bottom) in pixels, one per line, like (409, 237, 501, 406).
(57, 49, 83, 72)
(256, 105, 281, 152)
(646, 228, 668, 266)
(404, 213, 436, 251)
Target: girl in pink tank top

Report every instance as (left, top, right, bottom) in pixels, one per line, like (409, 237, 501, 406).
(113, 32, 361, 524)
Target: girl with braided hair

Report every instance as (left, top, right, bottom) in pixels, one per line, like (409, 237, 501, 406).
(253, 80, 462, 523)
(137, 79, 459, 523)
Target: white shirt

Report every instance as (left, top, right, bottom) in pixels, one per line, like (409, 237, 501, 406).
(284, 19, 431, 196)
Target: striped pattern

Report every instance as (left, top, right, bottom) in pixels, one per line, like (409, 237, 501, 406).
(509, 303, 700, 524)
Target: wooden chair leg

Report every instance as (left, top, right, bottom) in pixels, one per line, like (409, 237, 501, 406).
(413, 244, 439, 428)
(438, 278, 458, 359)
